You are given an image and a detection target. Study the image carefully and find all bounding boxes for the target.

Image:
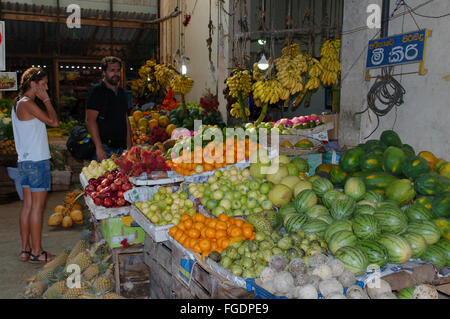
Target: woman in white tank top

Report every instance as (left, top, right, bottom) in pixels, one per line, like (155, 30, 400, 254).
(12, 68, 59, 264)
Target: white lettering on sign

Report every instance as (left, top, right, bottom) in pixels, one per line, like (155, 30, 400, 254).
(371, 48, 385, 66)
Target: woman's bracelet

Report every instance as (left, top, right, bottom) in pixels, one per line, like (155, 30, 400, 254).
(43, 98, 51, 104)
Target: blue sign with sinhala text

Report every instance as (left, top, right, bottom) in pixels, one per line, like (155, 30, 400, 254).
(366, 30, 427, 69)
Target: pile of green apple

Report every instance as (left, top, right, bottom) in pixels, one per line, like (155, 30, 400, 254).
(189, 166, 275, 217)
(135, 187, 196, 226)
(217, 229, 328, 279)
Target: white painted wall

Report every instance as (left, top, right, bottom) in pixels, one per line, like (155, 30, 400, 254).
(160, 0, 232, 123)
(340, 0, 450, 159)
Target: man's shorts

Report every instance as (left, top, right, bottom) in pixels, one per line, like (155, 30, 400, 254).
(18, 159, 51, 192)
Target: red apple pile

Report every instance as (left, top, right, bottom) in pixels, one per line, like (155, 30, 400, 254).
(114, 146, 170, 177)
(84, 169, 132, 208)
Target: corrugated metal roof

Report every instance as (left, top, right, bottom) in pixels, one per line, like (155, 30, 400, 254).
(2, 1, 159, 63)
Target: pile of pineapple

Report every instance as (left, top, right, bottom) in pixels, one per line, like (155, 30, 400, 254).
(48, 190, 85, 228)
(21, 232, 126, 299)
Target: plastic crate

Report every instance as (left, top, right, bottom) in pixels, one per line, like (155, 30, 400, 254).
(246, 278, 365, 299)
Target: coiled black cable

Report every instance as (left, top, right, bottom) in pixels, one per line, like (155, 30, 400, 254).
(355, 67, 406, 139)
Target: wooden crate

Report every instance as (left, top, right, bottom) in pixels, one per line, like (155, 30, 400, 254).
(172, 275, 195, 299)
(147, 257, 174, 299)
(320, 113, 339, 140)
(112, 244, 150, 298)
(144, 234, 173, 274)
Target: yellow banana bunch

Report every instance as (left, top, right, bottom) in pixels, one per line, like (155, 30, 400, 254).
(305, 77, 321, 91)
(170, 74, 194, 95)
(230, 102, 250, 119)
(252, 79, 286, 105)
(226, 70, 253, 99)
(308, 58, 324, 78)
(154, 64, 175, 88)
(253, 63, 266, 81)
(275, 43, 308, 99)
(320, 39, 341, 86)
(281, 43, 302, 58)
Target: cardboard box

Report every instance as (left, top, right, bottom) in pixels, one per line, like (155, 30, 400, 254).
(101, 217, 145, 249)
(320, 113, 339, 141)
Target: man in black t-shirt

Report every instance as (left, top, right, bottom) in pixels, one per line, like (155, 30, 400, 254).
(85, 56, 132, 161)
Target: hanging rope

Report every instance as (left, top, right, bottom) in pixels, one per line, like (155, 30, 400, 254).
(355, 67, 406, 139)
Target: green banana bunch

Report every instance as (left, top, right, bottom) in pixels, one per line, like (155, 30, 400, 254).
(226, 70, 253, 99)
(170, 74, 194, 95)
(304, 77, 321, 91)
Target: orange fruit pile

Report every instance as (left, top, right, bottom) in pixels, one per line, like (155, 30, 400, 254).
(166, 138, 260, 176)
(169, 213, 255, 258)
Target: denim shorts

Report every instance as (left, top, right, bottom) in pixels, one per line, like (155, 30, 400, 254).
(18, 159, 51, 192)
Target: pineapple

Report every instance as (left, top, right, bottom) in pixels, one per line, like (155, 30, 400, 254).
(23, 281, 47, 298)
(66, 240, 89, 264)
(43, 249, 69, 271)
(62, 282, 89, 299)
(65, 250, 92, 274)
(42, 280, 68, 299)
(26, 268, 56, 283)
(82, 264, 99, 281)
(103, 292, 126, 299)
(92, 267, 113, 294)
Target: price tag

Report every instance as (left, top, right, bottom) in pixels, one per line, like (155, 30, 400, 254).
(179, 258, 195, 284)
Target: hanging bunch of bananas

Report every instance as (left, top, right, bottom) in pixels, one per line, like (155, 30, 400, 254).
(302, 57, 323, 92)
(131, 60, 175, 98)
(252, 63, 266, 81)
(230, 102, 250, 119)
(226, 70, 253, 99)
(275, 43, 308, 96)
(170, 74, 194, 95)
(252, 79, 289, 105)
(155, 64, 176, 88)
(320, 39, 341, 87)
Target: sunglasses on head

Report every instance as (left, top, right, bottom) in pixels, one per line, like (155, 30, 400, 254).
(30, 69, 44, 82)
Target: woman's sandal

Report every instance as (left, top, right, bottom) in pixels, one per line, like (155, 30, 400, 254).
(19, 250, 31, 262)
(29, 251, 53, 264)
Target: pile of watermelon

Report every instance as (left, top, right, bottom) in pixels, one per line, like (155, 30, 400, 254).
(278, 168, 449, 277)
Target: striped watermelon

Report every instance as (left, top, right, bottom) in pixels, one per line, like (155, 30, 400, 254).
(363, 190, 385, 204)
(355, 205, 376, 216)
(397, 286, 415, 299)
(312, 177, 334, 197)
(357, 200, 377, 208)
(356, 240, 389, 268)
(402, 232, 428, 258)
(305, 205, 330, 219)
(407, 220, 441, 245)
(378, 233, 412, 264)
(405, 204, 435, 222)
(344, 177, 367, 201)
(322, 190, 345, 209)
(374, 206, 408, 235)
(334, 246, 369, 276)
(294, 190, 318, 214)
(330, 197, 356, 220)
(352, 215, 381, 240)
(315, 214, 334, 225)
(420, 245, 447, 269)
(434, 238, 450, 266)
(279, 202, 297, 220)
(324, 220, 353, 243)
(284, 214, 308, 233)
(328, 230, 358, 254)
(301, 219, 329, 238)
